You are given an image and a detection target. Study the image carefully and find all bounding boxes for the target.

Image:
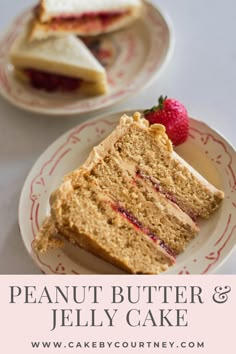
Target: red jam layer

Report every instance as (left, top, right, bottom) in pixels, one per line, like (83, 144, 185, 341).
(52, 11, 126, 21)
(24, 69, 82, 92)
(111, 204, 176, 259)
(136, 170, 197, 221)
(50, 11, 127, 30)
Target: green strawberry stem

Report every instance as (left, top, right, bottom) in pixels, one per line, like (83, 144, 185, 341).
(158, 95, 168, 109)
(144, 95, 168, 114)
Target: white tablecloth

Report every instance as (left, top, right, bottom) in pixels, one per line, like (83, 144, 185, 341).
(0, 0, 235, 274)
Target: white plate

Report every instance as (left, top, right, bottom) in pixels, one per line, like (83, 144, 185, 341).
(0, 1, 173, 115)
(19, 111, 236, 274)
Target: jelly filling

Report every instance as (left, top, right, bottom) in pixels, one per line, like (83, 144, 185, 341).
(111, 204, 176, 259)
(50, 11, 128, 29)
(24, 69, 82, 92)
(136, 169, 197, 221)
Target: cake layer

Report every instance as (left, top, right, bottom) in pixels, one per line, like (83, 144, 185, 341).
(35, 174, 175, 274)
(83, 154, 199, 254)
(110, 118, 224, 218)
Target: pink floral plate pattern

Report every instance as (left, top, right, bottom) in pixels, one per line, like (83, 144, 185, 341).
(0, 1, 173, 115)
(18, 111, 236, 274)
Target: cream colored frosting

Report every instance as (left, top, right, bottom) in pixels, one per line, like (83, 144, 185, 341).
(172, 151, 224, 197)
(82, 113, 173, 172)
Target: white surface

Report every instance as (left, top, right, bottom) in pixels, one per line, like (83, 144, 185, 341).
(0, 0, 235, 274)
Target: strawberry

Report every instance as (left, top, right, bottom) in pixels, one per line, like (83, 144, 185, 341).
(144, 96, 189, 146)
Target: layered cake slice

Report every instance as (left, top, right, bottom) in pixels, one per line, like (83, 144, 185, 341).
(30, 0, 142, 41)
(10, 32, 107, 95)
(34, 113, 224, 274)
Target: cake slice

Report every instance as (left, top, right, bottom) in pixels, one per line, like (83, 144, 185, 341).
(10, 31, 107, 95)
(30, 0, 143, 41)
(34, 113, 224, 274)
